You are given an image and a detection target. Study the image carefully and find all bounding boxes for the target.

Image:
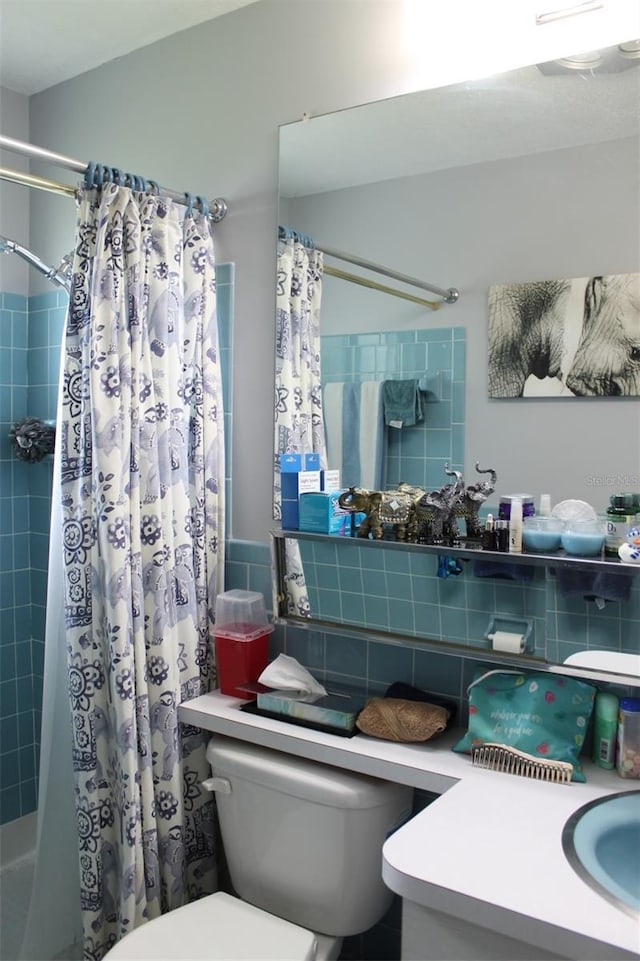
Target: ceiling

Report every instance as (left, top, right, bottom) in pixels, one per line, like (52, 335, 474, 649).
(0, 0, 260, 95)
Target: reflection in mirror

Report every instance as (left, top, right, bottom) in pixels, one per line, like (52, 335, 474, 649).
(278, 41, 640, 507)
(322, 326, 465, 492)
(276, 41, 640, 686)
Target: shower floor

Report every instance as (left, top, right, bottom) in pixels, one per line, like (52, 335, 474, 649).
(0, 853, 34, 960)
(0, 853, 82, 961)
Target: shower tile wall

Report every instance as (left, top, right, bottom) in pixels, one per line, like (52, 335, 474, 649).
(0, 265, 234, 826)
(0, 289, 63, 825)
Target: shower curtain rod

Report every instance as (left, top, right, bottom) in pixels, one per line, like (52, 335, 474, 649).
(0, 134, 228, 222)
(319, 243, 459, 305)
(322, 264, 443, 311)
(278, 228, 458, 305)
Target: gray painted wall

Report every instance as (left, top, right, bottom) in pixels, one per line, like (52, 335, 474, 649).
(0, 87, 30, 294)
(287, 138, 640, 510)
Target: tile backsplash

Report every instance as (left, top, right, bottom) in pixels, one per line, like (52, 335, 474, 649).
(225, 537, 639, 722)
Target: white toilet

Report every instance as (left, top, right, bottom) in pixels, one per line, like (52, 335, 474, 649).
(106, 735, 414, 960)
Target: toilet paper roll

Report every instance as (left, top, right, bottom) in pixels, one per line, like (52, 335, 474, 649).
(490, 631, 525, 653)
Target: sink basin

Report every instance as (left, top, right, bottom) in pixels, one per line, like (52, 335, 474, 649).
(562, 790, 640, 917)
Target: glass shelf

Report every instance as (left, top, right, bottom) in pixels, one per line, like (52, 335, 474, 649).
(271, 527, 637, 574)
(270, 528, 639, 688)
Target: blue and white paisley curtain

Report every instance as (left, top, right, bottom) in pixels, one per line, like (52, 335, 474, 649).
(60, 183, 225, 960)
(274, 233, 326, 615)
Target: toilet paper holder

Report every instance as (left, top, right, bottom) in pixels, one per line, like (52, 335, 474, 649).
(484, 616, 533, 654)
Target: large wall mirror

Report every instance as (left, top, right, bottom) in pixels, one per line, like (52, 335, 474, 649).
(275, 39, 640, 685)
(277, 39, 640, 509)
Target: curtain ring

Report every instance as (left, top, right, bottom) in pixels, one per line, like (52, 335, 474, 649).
(184, 192, 194, 215)
(195, 195, 209, 218)
(112, 167, 122, 185)
(94, 164, 105, 186)
(84, 161, 96, 189)
(147, 180, 160, 195)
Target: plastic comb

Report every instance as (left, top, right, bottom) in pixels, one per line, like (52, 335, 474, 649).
(471, 743, 573, 784)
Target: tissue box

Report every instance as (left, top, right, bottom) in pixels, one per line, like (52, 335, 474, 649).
(257, 683, 367, 733)
(299, 490, 352, 535)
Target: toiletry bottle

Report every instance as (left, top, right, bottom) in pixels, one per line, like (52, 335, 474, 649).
(495, 520, 509, 552)
(498, 494, 535, 521)
(617, 697, 640, 778)
(539, 494, 551, 517)
(482, 513, 497, 551)
(605, 493, 640, 556)
(592, 691, 618, 770)
(509, 497, 523, 554)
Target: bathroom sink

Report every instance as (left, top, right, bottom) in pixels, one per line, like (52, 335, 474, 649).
(562, 790, 640, 917)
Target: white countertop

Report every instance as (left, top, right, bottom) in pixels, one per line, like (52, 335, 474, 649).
(179, 691, 640, 960)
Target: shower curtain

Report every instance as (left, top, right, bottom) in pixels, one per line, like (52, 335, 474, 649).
(274, 232, 326, 615)
(55, 182, 225, 959)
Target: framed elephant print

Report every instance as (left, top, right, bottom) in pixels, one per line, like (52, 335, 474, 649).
(487, 272, 640, 398)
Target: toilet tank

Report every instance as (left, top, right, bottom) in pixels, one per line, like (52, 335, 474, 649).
(207, 736, 414, 937)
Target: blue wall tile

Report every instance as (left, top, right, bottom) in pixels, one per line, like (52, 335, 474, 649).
(225, 537, 640, 733)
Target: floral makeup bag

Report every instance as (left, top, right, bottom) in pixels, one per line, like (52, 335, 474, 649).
(453, 668, 597, 782)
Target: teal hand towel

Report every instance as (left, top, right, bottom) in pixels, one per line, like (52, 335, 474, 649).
(382, 379, 423, 427)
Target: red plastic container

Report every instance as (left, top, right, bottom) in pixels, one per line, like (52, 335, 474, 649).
(214, 590, 273, 699)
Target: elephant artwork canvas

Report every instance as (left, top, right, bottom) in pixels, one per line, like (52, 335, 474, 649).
(487, 272, 640, 398)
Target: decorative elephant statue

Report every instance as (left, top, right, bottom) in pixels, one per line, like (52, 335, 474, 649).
(415, 466, 465, 544)
(451, 463, 498, 540)
(338, 484, 424, 541)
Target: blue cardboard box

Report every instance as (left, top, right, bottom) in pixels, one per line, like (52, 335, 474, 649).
(299, 490, 354, 535)
(281, 470, 322, 529)
(280, 453, 321, 472)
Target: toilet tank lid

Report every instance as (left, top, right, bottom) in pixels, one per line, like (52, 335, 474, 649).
(207, 736, 412, 810)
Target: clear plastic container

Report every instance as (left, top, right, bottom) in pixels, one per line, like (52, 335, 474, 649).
(617, 697, 640, 779)
(214, 590, 274, 699)
(561, 519, 606, 557)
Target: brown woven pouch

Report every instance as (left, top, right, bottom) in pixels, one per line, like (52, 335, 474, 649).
(356, 697, 449, 742)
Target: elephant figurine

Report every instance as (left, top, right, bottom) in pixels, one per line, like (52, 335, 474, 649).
(338, 484, 424, 541)
(451, 463, 497, 540)
(415, 466, 465, 545)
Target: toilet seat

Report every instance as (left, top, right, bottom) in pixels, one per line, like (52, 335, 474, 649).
(104, 891, 318, 960)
